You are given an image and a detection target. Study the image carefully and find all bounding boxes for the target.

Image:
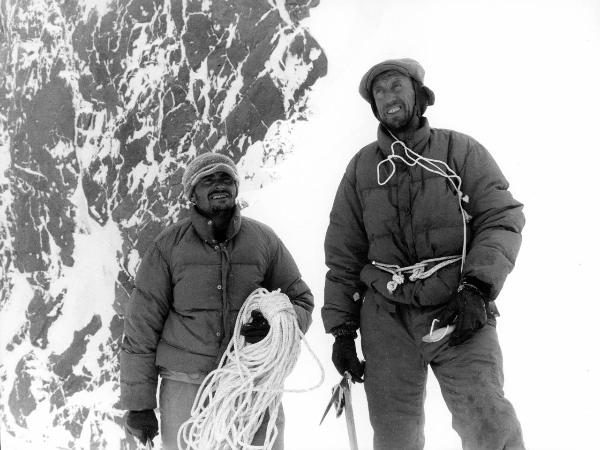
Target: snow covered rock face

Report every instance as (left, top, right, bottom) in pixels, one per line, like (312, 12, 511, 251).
(0, 0, 326, 447)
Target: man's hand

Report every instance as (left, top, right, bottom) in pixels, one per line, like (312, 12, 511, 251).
(124, 409, 158, 445)
(436, 282, 488, 347)
(332, 335, 365, 383)
(240, 310, 270, 344)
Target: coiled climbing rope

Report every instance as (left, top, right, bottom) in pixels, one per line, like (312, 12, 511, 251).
(177, 288, 324, 450)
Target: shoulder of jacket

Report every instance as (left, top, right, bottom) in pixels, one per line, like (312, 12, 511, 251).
(355, 141, 379, 160)
(345, 141, 378, 177)
(238, 216, 282, 258)
(431, 127, 484, 149)
(153, 216, 193, 249)
(240, 216, 278, 240)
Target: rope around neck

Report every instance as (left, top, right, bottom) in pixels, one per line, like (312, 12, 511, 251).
(376, 129, 471, 272)
(177, 288, 324, 450)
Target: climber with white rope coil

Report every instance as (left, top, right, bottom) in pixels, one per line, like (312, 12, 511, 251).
(119, 152, 314, 450)
(323, 58, 526, 449)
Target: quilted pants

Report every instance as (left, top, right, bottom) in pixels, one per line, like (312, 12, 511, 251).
(360, 293, 525, 450)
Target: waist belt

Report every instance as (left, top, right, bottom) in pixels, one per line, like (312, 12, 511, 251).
(372, 255, 462, 295)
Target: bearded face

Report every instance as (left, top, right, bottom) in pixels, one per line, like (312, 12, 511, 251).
(192, 172, 238, 217)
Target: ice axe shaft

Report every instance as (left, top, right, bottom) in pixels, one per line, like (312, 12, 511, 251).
(341, 372, 359, 450)
(320, 372, 360, 449)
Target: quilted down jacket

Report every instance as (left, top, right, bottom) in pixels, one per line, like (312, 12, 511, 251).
(120, 206, 313, 410)
(322, 119, 525, 332)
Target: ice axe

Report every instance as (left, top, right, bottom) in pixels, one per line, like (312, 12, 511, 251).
(319, 371, 359, 450)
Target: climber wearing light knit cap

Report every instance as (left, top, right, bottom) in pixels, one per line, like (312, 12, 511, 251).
(120, 150, 313, 449)
(323, 58, 526, 449)
(182, 152, 240, 201)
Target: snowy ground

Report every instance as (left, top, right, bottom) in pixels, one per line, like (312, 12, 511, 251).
(243, 1, 600, 449)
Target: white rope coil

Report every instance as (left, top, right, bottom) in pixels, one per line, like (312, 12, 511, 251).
(177, 288, 324, 450)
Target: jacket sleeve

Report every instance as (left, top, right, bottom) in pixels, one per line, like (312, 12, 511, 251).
(461, 139, 526, 300)
(264, 235, 314, 334)
(119, 242, 172, 410)
(322, 156, 369, 333)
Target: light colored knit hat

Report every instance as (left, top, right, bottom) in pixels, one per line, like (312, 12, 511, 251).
(182, 152, 240, 200)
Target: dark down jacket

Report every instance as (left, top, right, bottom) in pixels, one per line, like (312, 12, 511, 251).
(322, 119, 525, 332)
(120, 206, 313, 410)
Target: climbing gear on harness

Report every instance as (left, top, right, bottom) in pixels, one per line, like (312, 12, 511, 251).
(372, 255, 462, 295)
(320, 372, 359, 450)
(177, 288, 324, 450)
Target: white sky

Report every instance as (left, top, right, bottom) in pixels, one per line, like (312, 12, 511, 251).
(243, 1, 600, 449)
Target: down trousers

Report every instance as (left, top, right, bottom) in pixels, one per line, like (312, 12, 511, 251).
(158, 376, 285, 450)
(360, 293, 525, 450)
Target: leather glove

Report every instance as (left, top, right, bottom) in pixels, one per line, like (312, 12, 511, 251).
(332, 335, 365, 383)
(124, 409, 158, 445)
(240, 310, 270, 344)
(436, 281, 488, 347)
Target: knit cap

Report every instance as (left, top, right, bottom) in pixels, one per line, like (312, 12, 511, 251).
(182, 152, 240, 200)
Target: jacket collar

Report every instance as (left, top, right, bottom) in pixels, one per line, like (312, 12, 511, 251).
(190, 205, 242, 244)
(376, 117, 431, 157)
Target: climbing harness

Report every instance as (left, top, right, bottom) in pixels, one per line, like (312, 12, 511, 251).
(177, 288, 324, 450)
(375, 129, 472, 343)
(372, 255, 462, 295)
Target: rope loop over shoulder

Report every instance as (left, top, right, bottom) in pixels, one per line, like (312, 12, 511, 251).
(376, 129, 471, 273)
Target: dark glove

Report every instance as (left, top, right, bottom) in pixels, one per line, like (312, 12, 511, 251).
(436, 281, 488, 347)
(124, 409, 158, 445)
(332, 335, 365, 383)
(240, 310, 270, 344)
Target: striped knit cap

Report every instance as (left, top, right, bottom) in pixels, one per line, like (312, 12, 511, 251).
(182, 152, 240, 200)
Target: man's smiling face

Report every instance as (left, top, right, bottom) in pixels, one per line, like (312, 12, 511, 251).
(372, 70, 416, 133)
(192, 171, 238, 216)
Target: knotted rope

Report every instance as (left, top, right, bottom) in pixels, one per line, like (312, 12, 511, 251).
(374, 131, 471, 293)
(375, 130, 471, 341)
(372, 255, 462, 295)
(177, 288, 324, 450)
